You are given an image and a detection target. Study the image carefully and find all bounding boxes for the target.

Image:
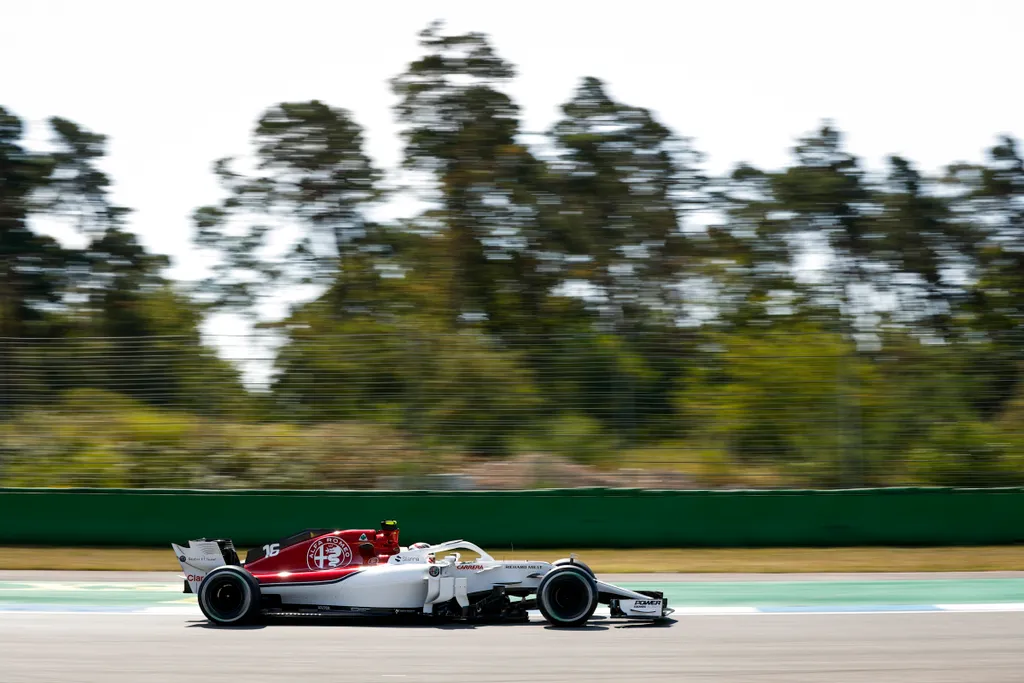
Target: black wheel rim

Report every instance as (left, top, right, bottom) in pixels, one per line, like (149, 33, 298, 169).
(544, 574, 591, 622)
(205, 575, 248, 621)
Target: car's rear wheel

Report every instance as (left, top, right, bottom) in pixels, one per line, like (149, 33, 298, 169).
(537, 566, 598, 628)
(197, 565, 261, 626)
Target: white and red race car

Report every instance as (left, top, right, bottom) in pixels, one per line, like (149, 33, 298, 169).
(172, 520, 671, 627)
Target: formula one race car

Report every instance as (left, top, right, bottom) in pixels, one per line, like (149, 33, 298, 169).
(172, 520, 671, 628)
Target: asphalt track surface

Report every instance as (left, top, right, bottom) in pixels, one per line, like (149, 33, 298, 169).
(3, 572, 1023, 682)
(3, 611, 1023, 682)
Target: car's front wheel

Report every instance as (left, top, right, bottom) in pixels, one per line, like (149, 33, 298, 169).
(197, 565, 261, 626)
(537, 565, 598, 628)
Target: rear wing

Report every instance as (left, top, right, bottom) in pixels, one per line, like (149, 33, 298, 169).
(171, 539, 238, 594)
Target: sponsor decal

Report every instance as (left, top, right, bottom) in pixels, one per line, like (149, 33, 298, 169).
(457, 564, 484, 571)
(306, 536, 354, 570)
(632, 600, 662, 607)
(504, 564, 545, 570)
(428, 565, 441, 577)
(178, 555, 186, 562)
(359, 533, 368, 542)
(186, 574, 205, 583)
(367, 557, 379, 566)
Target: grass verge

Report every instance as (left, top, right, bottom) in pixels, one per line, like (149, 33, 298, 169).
(1, 546, 1023, 573)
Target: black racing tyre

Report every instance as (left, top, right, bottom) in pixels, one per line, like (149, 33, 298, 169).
(197, 565, 261, 626)
(552, 557, 595, 578)
(537, 565, 599, 628)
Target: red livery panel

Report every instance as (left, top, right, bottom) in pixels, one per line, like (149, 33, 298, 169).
(243, 524, 402, 585)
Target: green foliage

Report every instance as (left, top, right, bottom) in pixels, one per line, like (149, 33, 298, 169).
(413, 329, 541, 457)
(6, 24, 1024, 489)
(906, 421, 1019, 487)
(0, 390, 434, 489)
(520, 412, 614, 467)
(677, 327, 855, 469)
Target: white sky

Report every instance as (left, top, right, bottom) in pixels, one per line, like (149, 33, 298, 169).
(2, 0, 1022, 378)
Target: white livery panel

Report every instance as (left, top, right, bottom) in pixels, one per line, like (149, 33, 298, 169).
(261, 564, 430, 609)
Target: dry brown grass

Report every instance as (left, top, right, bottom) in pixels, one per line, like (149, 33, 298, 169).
(1, 545, 1023, 573)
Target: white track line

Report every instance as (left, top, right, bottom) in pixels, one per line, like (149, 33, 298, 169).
(935, 603, 1024, 612)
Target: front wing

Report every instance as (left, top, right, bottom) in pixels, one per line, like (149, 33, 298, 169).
(595, 580, 673, 619)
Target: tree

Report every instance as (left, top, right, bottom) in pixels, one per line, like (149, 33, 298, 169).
(39, 118, 174, 336)
(0, 109, 172, 338)
(697, 163, 798, 329)
(771, 123, 876, 332)
(957, 137, 1024, 344)
(872, 155, 972, 336)
(942, 136, 1024, 417)
(194, 100, 386, 318)
(0, 107, 67, 338)
(391, 21, 563, 337)
(549, 77, 704, 331)
(44, 117, 131, 235)
(0, 107, 247, 414)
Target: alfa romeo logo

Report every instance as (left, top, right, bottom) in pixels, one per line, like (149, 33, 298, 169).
(306, 536, 353, 570)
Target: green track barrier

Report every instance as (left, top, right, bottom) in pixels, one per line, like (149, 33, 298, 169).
(2, 487, 1023, 548)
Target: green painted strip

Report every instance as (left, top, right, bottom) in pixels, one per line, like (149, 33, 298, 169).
(0, 582, 186, 606)
(2, 579, 1024, 609)
(628, 579, 1024, 606)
